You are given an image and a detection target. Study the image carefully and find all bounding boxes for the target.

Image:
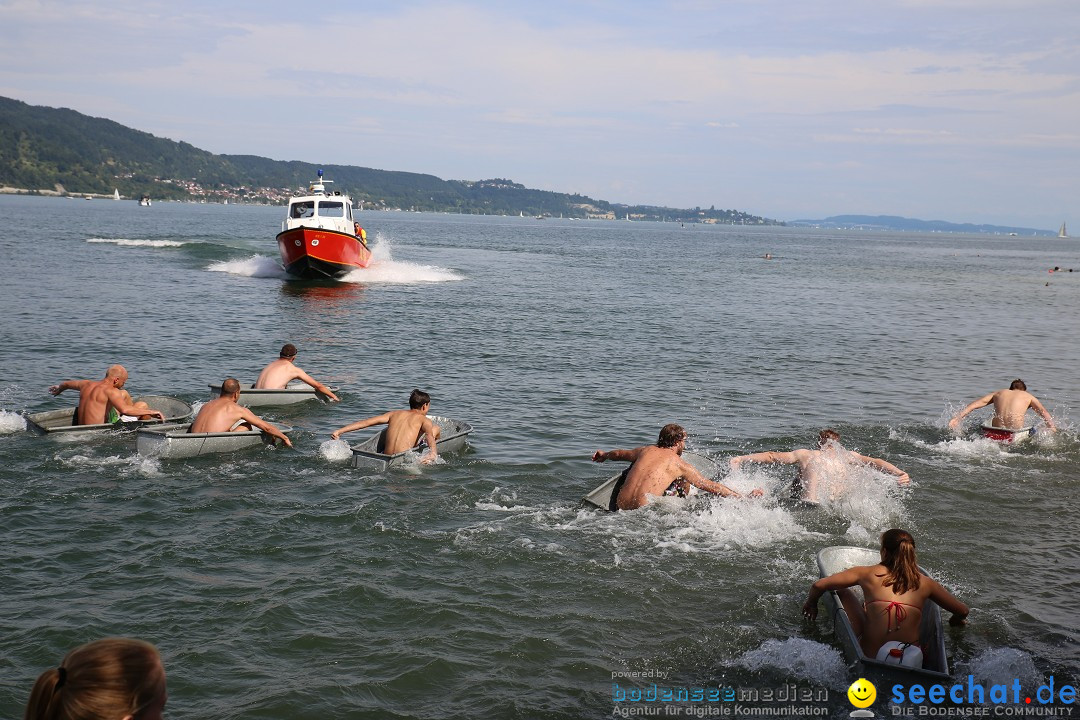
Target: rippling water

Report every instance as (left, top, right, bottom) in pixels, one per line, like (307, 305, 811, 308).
(1, 196, 1077, 718)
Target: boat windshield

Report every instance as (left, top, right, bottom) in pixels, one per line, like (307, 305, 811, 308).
(318, 201, 345, 218)
(291, 201, 315, 219)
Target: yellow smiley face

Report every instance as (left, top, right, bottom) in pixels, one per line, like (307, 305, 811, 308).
(847, 678, 877, 708)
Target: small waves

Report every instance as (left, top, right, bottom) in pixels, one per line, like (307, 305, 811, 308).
(86, 237, 193, 248)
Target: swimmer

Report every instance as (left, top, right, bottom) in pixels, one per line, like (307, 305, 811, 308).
(803, 529, 968, 660)
(729, 429, 909, 503)
(592, 423, 763, 510)
(948, 379, 1056, 432)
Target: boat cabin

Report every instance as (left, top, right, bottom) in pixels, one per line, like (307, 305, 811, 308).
(281, 173, 357, 236)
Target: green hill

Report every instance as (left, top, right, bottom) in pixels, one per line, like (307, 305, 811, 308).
(0, 95, 777, 224)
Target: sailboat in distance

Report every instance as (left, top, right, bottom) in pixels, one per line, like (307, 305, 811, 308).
(1059, 221, 1068, 238)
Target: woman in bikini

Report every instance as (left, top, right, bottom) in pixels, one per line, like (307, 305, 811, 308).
(802, 529, 969, 662)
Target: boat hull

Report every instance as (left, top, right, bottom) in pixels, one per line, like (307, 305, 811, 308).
(26, 396, 192, 437)
(349, 416, 472, 471)
(816, 546, 950, 684)
(979, 423, 1035, 444)
(136, 422, 292, 458)
(207, 383, 337, 407)
(277, 227, 371, 279)
(581, 451, 720, 511)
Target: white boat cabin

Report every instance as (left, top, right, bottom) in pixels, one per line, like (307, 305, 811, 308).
(282, 172, 358, 235)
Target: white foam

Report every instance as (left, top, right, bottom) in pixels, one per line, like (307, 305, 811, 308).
(736, 638, 849, 689)
(339, 235, 463, 284)
(475, 487, 539, 512)
(0, 410, 26, 434)
(960, 647, 1042, 688)
(207, 254, 290, 278)
(87, 237, 189, 248)
(319, 438, 353, 462)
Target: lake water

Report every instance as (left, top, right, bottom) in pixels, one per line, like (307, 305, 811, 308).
(0, 195, 1077, 718)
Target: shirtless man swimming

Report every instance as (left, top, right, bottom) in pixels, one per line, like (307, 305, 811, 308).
(948, 379, 1056, 432)
(330, 389, 441, 464)
(592, 423, 763, 511)
(729, 429, 909, 504)
(49, 365, 165, 425)
(254, 343, 340, 402)
(190, 378, 292, 447)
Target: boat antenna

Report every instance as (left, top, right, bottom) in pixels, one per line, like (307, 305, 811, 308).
(318, 168, 323, 179)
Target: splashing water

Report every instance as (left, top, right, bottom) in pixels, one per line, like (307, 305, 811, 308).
(0, 410, 26, 434)
(960, 647, 1042, 688)
(319, 438, 353, 463)
(340, 235, 462, 284)
(207, 254, 290, 278)
(736, 638, 849, 689)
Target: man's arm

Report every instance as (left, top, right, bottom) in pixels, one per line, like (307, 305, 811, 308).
(49, 379, 90, 396)
(105, 388, 165, 421)
(418, 417, 438, 464)
(294, 369, 340, 403)
(1029, 397, 1056, 431)
(854, 454, 910, 486)
(729, 450, 801, 469)
(948, 393, 994, 429)
(677, 458, 764, 498)
(591, 447, 642, 463)
(331, 413, 392, 440)
(239, 408, 293, 448)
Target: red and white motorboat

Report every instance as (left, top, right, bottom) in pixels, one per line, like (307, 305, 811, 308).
(277, 170, 371, 279)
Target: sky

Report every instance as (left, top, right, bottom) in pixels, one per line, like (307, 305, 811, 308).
(1, 0, 1078, 228)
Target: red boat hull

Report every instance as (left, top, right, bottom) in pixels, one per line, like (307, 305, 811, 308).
(277, 227, 371, 279)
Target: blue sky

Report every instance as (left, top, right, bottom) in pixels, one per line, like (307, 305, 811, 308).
(2, 0, 1078, 228)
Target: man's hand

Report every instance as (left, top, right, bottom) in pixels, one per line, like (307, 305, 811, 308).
(592, 450, 606, 463)
(48, 385, 62, 396)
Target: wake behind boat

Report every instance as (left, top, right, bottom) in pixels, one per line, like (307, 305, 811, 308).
(26, 395, 192, 437)
(277, 169, 371, 279)
(815, 546, 950, 684)
(349, 416, 473, 471)
(581, 450, 720, 511)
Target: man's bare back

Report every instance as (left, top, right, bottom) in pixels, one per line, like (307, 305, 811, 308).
(330, 390, 440, 463)
(592, 424, 761, 510)
(729, 432, 909, 504)
(253, 344, 340, 402)
(49, 365, 164, 425)
(949, 380, 1056, 431)
(191, 379, 292, 446)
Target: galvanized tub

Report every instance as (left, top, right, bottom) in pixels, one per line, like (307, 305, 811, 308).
(26, 395, 192, 437)
(137, 422, 292, 459)
(207, 383, 338, 407)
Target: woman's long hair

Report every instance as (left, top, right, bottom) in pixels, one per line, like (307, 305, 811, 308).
(24, 637, 163, 720)
(880, 528, 921, 595)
